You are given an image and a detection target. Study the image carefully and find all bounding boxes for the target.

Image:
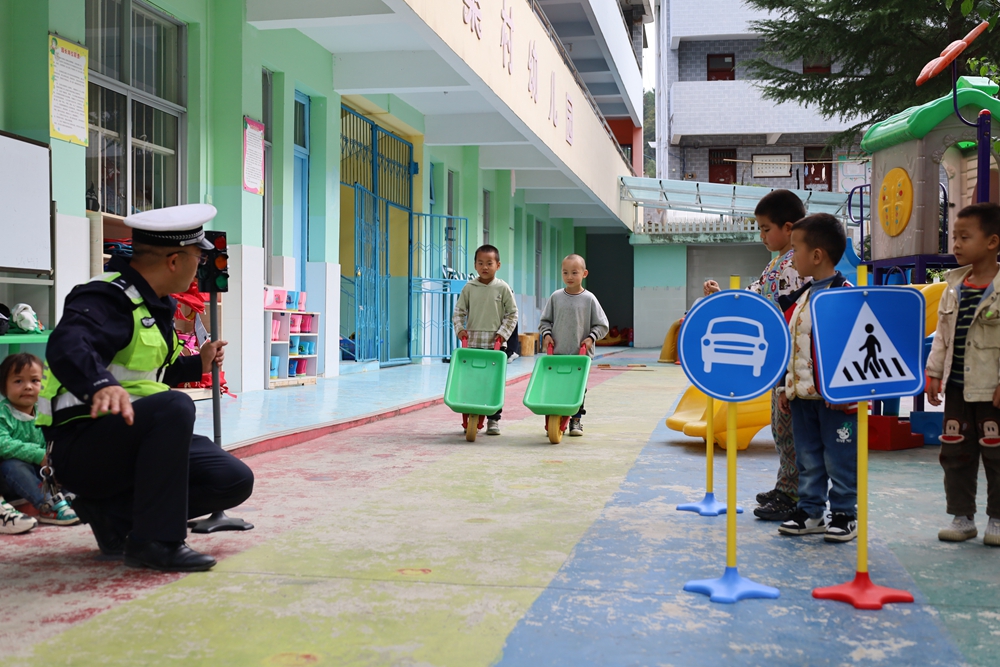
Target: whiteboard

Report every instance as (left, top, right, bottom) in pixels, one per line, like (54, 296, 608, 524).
(0, 132, 52, 272)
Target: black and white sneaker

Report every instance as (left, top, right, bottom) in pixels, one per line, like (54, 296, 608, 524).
(825, 512, 858, 543)
(756, 488, 781, 505)
(778, 508, 827, 536)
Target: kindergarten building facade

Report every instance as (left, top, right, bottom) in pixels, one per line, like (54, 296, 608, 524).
(0, 0, 649, 393)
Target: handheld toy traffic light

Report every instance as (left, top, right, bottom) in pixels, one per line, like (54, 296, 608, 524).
(198, 230, 229, 293)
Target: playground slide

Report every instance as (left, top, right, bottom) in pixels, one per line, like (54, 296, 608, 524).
(658, 318, 682, 364)
(667, 385, 772, 451)
(899, 281, 944, 335)
(918, 281, 945, 335)
(835, 241, 861, 287)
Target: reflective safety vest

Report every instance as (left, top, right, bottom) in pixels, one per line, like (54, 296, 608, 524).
(37, 272, 181, 427)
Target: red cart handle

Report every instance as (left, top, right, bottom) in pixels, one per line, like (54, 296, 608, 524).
(459, 335, 502, 350)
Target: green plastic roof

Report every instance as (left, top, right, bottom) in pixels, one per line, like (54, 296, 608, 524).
(861, 77, 1000, 154)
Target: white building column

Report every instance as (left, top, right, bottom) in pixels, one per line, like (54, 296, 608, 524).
(307, 261, 341, 377)
(224, 245, 266, 394)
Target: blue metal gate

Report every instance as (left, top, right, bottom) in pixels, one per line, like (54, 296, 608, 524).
(340, 105, 415, 366)
(353, 185, 380, 362)
(410, 213, 470, 359)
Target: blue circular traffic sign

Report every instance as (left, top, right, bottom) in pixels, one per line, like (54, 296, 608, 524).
(679, 290, 791, 401)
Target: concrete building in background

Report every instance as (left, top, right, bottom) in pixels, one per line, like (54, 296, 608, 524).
(625, 0, 863, 349)
(0, 0, 649, 393)
(654, 0, 858, 191)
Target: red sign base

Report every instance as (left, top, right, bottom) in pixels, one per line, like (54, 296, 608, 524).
(813, 571, 914, 610)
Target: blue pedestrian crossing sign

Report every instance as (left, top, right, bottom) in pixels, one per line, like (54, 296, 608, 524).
(811, 287, 925, 403)
(679, 290, 791, 401)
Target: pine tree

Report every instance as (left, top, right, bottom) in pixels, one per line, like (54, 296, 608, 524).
(744, 0, 1000, 145)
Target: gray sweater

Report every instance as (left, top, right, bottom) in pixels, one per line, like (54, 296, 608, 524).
(539, 289, 609, 356)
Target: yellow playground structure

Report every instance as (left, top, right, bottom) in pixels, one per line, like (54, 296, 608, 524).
(665, 282, 945, 448)
(667, 386, 771, 450)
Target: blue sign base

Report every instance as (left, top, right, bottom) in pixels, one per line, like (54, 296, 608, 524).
(684, 566, 780, 604)
(676, 492, 743, 516)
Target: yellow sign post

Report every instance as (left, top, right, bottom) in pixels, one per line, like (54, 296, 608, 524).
(812, 265, 915, 609)
(682, 276, 779, 603)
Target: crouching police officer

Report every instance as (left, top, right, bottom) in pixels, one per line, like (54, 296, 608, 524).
(39, 204, 254, 572)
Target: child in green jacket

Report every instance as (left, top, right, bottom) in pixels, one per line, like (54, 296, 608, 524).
(0, 353, 78, 526)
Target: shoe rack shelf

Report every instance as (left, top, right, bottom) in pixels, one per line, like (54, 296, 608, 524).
(266, 309, 321, 389)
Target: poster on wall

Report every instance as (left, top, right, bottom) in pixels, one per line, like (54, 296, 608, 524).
(48, 35, 88, 146)
(243, 117, 265, 195)
(838, 155, 869, 193)
(751, 154, 792, 178)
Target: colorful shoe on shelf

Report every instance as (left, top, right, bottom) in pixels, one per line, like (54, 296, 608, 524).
(37, 498, 80, 526)
(938, 515, 977, 542)
(0, 497, 36, 534)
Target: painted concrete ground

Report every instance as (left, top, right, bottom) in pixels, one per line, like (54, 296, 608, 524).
(1, 350, 997, 666)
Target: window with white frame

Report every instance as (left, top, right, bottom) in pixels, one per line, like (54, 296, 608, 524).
(85, 0, 185, 216)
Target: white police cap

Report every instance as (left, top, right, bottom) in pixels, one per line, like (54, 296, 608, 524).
(125, 203, 217, 250)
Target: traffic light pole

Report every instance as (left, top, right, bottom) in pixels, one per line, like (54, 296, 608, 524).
(188, 285, 254, 534)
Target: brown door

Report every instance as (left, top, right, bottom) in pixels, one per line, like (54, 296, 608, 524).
(707, 54, 735, 81)
(804, 147, 832, 191)
(709, 149, 737, 184)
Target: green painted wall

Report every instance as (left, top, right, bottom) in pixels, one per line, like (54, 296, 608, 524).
(634, 244, 687, 287)
(0, 1, 86, 217)
(0, 1, 9, 130)
(0, 0, 340, 262)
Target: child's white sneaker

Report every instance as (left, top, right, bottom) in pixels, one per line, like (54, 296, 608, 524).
(0, 497, 37, 534)
(985, 517, 1000, 547)
(486, 419, 501, 436)
(938, 515, 977, 542)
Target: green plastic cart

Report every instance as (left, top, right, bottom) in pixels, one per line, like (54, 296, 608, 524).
(443, 338, 507, 441)
(523, 344, 591, 443)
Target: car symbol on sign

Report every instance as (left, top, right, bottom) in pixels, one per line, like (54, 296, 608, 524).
(701, 316, 769, 377)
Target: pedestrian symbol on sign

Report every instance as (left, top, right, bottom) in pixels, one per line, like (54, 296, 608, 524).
(829, 302, 915, 389)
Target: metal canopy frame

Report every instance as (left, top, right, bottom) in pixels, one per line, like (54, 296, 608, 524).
(620, 176, 851, 223)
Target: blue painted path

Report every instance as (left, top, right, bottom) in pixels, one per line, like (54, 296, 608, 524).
(495, 417, 969, 666)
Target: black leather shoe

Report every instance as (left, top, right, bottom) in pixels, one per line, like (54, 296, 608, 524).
(71, 497, 125, 560)
(123, 537, 217, 572)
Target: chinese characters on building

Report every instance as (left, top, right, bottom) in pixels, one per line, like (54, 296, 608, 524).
(461, 0, 576, 146)
(463, 0, 482, 39)
(500, 0, 514, 74)
(527, 40, 538, 102)
(548, 72, 558, 126)
(565, 94, 573, 145)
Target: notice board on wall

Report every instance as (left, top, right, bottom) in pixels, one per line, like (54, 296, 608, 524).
(0, 132, 53, 273)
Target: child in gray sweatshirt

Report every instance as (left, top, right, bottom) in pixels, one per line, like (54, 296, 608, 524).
(539, 254, 609, 437)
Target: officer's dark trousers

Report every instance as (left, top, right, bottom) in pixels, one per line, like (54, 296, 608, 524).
(49, 391, 254, 542)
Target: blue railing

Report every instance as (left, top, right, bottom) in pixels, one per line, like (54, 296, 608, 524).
(410, 213, 470, 359)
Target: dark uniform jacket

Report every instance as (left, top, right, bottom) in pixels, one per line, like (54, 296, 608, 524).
(45, 256, 203, 413)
